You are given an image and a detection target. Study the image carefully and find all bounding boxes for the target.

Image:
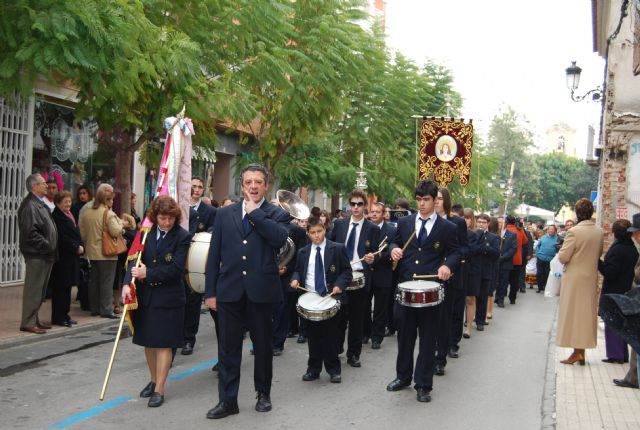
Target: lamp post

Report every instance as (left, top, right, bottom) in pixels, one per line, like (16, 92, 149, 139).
(526, 206, 530, 224)
(355, 152, 367, 190)
(565, 61, 602, 102)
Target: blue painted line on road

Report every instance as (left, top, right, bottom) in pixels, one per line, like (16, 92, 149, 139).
(169, 358, 218, 381)
(48, 396, 132, 429)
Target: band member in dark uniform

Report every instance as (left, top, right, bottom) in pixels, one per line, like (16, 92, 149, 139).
(204, 164, 289, 419)
(328, 189, 380, 368)
(291, 216, 352, 382)
(181, 176, 217, 356)
(122, 195, 192, 408)
(365, 202, 396, 349)
(495, 219, 518, 308)
(386, 180, 460, 403)
(434, 189, 467, 372)
(475, 214, 500, 327)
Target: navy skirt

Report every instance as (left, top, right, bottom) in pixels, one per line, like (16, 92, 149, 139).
(132, 305, 184, 348)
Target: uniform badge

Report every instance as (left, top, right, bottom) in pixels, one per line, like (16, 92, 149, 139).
(165, 252, 173, 262)
(434, 241, 441, 250)
(198, 222, 205, 231)
(365, 240, 370, 247)
(330, 265, 336, 273)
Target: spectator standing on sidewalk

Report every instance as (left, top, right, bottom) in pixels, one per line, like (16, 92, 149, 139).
(18, 173, 58, 334)
(535, 225, 559, 293)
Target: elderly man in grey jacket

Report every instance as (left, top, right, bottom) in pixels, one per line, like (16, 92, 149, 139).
(18, 173, 58, 334)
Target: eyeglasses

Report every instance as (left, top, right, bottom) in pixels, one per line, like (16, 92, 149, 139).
(349, 201, 365, 207)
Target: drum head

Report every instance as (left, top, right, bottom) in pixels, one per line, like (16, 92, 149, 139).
(398, 280, 441, 291)
(298, 292, 336, 311)
(192, 232, 212, 243)
(352, 271, 364, 281)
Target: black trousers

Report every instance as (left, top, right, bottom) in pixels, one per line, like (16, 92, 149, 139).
(519, 262, 527, 290)
(217, 296, 273, 403)
(363, 288, 374, 338)
(338, 287, 367, 359)
(435, 286, 454, 366)
(449, 286, 466, 350)
(51, 282, 72, 324)
(495, 268, 511, 304)
(272, 291, 298, 349)
(394, 302, 440, 390)
(183, 287, 203, 346)
(508, 265, 522, 302)
(370, 287, 392, 343)
(475, 277, 491, 324)
(536, 259, 551, 292)
(307, 314, 341, 375)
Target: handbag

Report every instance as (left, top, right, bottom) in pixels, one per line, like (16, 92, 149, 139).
(102, 209, 127, 256)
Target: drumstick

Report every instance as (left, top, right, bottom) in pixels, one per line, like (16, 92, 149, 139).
(350, 245, 388, 265)
(413, 274, 440, 280)
(296, 286, 314, 293)
(392, 231, 416, 271)
(318, 291, 336, 303)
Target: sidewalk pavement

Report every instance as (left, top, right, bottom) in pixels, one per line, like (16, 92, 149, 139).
(555, 318, 640, 429)
(0, 284, 118, 350)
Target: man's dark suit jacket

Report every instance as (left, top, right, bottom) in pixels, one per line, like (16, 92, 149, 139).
(371, 221, 396, 289)
(498, 229, 517, 271)
(204, 199, 289, 303)
(476, 230, 500, 281)
(390, 213, 461, 284)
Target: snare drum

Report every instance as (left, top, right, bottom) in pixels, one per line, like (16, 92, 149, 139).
(185, 232, 211, 294)
(296, 292, 340, 321)
(346, 271, 365, 291)
(396, 280, 444, 307)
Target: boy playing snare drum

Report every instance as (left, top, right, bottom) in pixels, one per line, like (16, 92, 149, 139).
(291, 216, 352, 383)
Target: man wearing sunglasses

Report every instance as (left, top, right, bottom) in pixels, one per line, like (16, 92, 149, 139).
(328, 189, 380, 368)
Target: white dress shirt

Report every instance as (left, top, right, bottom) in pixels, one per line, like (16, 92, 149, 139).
(242, 197, 266, 219)
(305, 240, 327, 291)
(347, 217, 364, 271)
(415, 211, 438, 239)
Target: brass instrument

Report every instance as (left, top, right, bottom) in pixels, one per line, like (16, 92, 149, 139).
(275, 190, 310, 267)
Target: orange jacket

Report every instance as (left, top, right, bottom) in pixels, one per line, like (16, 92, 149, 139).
(506, 224, 528, 266)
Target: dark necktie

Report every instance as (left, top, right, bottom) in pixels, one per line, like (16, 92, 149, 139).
(315, 246, 327, 295)
(242, 214, 251, 235)
(418, 218, 428, 246)
(158, 230, 167, 244)
(345, 222, 358, 258)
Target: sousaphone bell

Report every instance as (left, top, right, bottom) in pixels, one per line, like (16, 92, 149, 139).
(276, 189, 310, 268)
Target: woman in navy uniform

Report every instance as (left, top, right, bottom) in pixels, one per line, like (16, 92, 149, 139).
(122, 195, 192, 408)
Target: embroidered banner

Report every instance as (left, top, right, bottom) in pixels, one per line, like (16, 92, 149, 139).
(417, 118, 474, 187)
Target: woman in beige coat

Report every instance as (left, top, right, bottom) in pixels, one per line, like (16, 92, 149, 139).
(556, 198, 604, 365)
(79, 187, 123, 319)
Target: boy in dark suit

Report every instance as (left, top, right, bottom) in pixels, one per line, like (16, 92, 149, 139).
(291, 216, 352, 383)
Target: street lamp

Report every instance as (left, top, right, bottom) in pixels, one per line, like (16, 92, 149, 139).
(565, 61, 602, 102)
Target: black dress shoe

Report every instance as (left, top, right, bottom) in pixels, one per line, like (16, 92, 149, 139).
(416, 388, 431, 403)
(509, 299, 516, 305)
(462, 332, 471, 339)
(602, 358, 624, 364)
(255, 392, 272, 412)
(362, 336, 370, 344)
(448, 348, 459, 359)
(434, 364, 445, 376)
(211, 362, 219, 372)
(140, 381, 156, 398)
(371, 341, 381, 350)
(53, 321, 72, 327)
(497, 302, 505, 308)
(476, 324, 485, 331)
(386, 378, 411, 391)
(536, 290, 543, 293)
(347, 356, 361, 368)
(302, 372, 319, 381)
(519, 287, 526, 293)
(206, 402, 239, 419)
(66, 318, 78, 325)
(296, 335, 307, 344)
(101, 313, 119, 319)
(148, 392, 164, 407)
(181, 342, 194, 355)
(330, 374, 342, 383)
(612, 378, 639, 389)
(273, 348, 283, 356)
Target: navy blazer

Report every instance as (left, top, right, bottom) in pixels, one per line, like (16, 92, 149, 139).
(291, 240, 353, 303)
(476, 229, 500, 281)
(371, 221, 396, 289)
(390, 213, 461, 284)
(449, 215, 468, 291)
(204, 199, 289, 303)
(124, 225, 192, 309)
(189, 202, 217, 234)
(281, 222, 309, 292)
(327, 217, 380, 291)
(498, 229, 518, 271)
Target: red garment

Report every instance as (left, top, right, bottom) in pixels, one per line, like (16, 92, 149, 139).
(506, 224, 529, 266)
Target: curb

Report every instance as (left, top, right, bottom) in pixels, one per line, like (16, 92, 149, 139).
(0, 318, 120, 351)
(541, 300, 559, 430)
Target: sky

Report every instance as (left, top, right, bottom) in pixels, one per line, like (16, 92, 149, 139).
(384, 0, 605, 158)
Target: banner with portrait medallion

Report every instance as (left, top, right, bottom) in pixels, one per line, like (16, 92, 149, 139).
(417, 117, 473, 187)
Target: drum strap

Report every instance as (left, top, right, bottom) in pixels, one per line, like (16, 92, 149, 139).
(315, 246, 327, 295)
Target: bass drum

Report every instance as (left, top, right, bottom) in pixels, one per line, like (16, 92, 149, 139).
(185, 232, 211, 294)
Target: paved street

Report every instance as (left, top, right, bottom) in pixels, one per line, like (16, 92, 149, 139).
(0, 290, 558, 430)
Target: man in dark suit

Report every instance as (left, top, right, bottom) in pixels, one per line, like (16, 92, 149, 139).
(291, 216, 352, 382)
(386, 180, 460, 403)
(364, 202, 396, 349)
(204, 164, 289, 419)
(433, 190, 467, 373)
(328, 189, 380, 368)
(494, 222, 518, 308)
(181, 176, 217, 356)
(475, 214, 500, 327)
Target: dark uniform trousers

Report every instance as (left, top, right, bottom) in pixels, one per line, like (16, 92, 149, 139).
(495, 267, 511, 304)
(272, 283, 297, 350)
(369, 287, 392, 343)
(338, 287, 367, 358)
(448, 274, 466, 352)
(307, 315, 341, 375)
(217, 295, 273, 401)
(475, 277, 492, 323)
(435, 280, 455, 366)
(508, 265, 521, 303)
